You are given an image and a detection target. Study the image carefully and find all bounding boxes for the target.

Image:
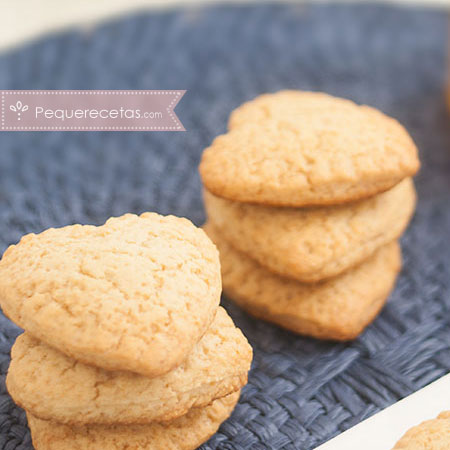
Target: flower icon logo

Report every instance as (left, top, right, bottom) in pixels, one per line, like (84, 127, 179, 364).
(10, 100, 29, 121)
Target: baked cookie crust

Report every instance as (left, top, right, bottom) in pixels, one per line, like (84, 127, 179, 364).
(200, 91, 419, 206)
(0, 213, 221, 377)
(27, 391, 240, 450)
(205, 223, 401, 340)
(204, 178, 415, 282)
(393, 411, 450, 449)
(7, 307, 252, 425)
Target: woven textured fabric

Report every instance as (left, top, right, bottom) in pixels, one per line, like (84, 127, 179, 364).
(0, 3, 449, 449)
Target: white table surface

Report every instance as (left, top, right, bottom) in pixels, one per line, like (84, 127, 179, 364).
(315, 373, 450, 450)
(2, 0, 449, 52)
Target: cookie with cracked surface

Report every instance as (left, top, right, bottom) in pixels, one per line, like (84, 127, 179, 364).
(7, 307, 251, 425)
(392, 411, 450, 449)
(199, 91, 419, 206)
(27, 391, 240, 450)
(204, 178, 415, 282)
(204, 223, 401, 340)
(0, 213, 221, 377)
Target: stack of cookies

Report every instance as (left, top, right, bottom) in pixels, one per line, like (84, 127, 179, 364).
(0, 213, 252, 449)
(200, 91, 420, 340)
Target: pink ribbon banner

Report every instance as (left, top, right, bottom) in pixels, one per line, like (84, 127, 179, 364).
(0, 90, 186, 131)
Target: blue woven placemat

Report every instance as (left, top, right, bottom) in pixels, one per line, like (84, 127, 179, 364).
(0, 3, 449, 449)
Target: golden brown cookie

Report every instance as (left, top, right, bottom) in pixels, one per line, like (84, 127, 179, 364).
(27, 391, 240, 450)
(7, 307, 251, 425)
(392, 411, 450, 449)
(204, 223, 401, 340)
(204, 178, 415, 282)
(0, 213, 221, 377)
(200, 91, 419, 206)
